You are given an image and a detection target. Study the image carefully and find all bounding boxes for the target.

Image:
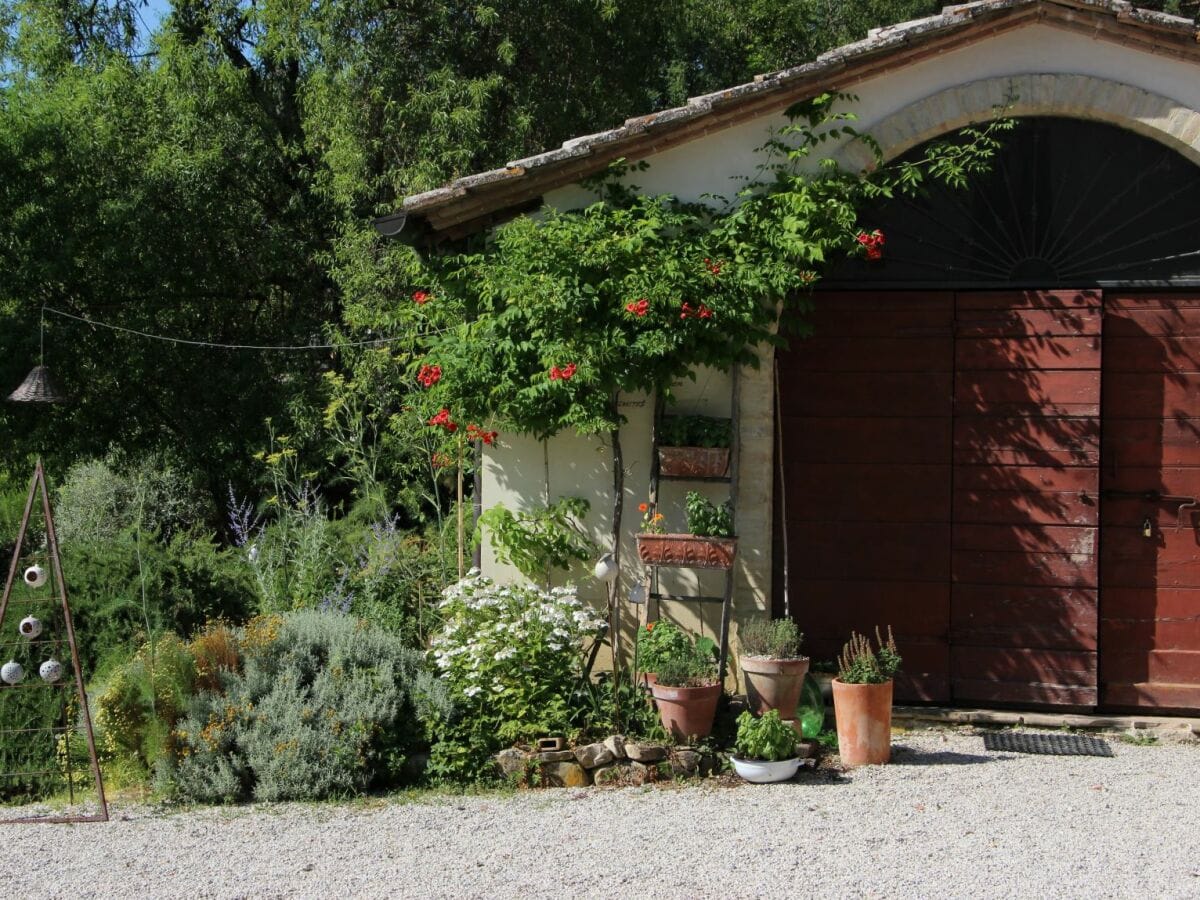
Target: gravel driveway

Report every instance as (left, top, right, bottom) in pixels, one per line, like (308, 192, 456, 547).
(1, 728, 1197, 899)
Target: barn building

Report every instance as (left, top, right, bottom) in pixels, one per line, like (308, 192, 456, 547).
(393, 0, 1200, 715)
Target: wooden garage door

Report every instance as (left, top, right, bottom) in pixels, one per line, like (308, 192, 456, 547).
(1101, 295, 1200, 711)
(778, 292, 954, 703)
(950, 291, 1101, 707)
(779, 290, 1101, 707)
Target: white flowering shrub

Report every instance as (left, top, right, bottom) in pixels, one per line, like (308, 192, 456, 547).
(428, 574, 605, 781)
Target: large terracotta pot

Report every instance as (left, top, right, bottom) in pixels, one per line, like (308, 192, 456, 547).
(650, 681, 721, 741)
(831, 678, 893, 767)
(741, 655, 810, 720)
(637, 534, 737, 570)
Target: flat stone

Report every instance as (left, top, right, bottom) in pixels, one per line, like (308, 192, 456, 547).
(625, 742, 667, 763)
(591, 764, 624, 786)
(669, 749, 701, 777)
(495, 748, 527, 779)
(592, 763, 648, 787)
(796, 740, 818, 759)
(628, 763, 657, 787)
(573, 742, 615, 769)
(541, 761, 590, 788)
(537, 750, 575, 763)
(603, 734, 626, 759)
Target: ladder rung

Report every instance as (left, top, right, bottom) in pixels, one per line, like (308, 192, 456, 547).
(649, 592, 727, 604)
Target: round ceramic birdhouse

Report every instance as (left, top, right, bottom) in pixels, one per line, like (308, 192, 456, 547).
(1, 661, 25, 685)
(38, 659, 63, 683)
(23, 565, 47, 588)
(18, 616, 42, 639)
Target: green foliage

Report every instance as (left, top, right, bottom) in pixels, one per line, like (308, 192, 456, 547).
(427, 574, 606, 782)
(0, 674, 64, 800)
(416, 97, 1009, 448)
(685, 491, 734, 538)
(734, 710, 798, 762)
(56, 451, 212, 545)
(164, 611, 448, 803)
(636, 621, 691, 674)
(0, 0, 988, 528)
(94, 633, 197, 776)
(816, 727, 839, 751)
(837, 626, 902, 684)
(477, 497, 599, 584)
(658, 415, 732, 448)
(640, 621, 718, 687)
(331, 517, 452, 648)
(574, 673, 667, 743)
(63, 528, 252, 675)
(739, 618, 804, 659)
(655, 652, 718, 688)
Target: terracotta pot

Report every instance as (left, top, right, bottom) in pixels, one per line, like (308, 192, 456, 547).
(650, 681, 721, 741)
(741, 655, 810, 720)
(831, 678, 893, 767)
(637, 534, 737, 570)
(657, 446, 730, 479)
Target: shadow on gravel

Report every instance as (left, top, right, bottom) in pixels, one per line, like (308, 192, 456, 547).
(889, 746, 1001, 766)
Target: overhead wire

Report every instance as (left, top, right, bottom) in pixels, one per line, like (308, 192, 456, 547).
(41, 306, 459, 352)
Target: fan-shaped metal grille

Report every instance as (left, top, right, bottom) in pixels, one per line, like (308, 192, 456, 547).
(832, 117, 1200, 288)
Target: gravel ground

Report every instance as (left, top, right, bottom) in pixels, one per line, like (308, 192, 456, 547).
(1, 728, 1198, 899)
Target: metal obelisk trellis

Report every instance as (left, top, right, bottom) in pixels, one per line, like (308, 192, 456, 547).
(0, 459, 107, 823)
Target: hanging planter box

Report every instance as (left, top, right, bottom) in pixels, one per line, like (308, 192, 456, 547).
(637, 534, 737, 570)
(657, 446, 730, 479)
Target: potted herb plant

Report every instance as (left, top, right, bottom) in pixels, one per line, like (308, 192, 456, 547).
(831, 627, 902, 767)
(739, 618, 809, 721)
(730, 710, 802, 783)
(635, 620, 695, 687)
(648, 631, 722, 741)
(657, 415, 732, 479)
(636, 492, 736, 569)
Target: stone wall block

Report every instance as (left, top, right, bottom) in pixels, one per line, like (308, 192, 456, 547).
(573, 742, 615, 769)
(542, 761, 591, 788)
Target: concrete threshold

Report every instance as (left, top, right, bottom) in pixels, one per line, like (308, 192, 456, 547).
(892, 705, 1200, 736)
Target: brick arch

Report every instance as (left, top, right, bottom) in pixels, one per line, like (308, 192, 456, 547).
(837, 73, 1200, 172)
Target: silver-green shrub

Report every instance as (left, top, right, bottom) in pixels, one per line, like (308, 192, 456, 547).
(163, 610, 449, 803)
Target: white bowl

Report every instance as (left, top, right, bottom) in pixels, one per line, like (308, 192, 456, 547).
(731, 756, 801, 783)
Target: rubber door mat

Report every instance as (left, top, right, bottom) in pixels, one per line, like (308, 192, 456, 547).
(983, 731, 1114, 757)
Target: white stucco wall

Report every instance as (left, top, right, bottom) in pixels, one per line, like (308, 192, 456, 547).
(549, 24, 1200, 211)
(479, 19, 1200, 674)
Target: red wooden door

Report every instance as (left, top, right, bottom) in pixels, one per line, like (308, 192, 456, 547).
(949, 291, 1102, 707)
(777, 292, 954, 702)
(1100, 295, 1200, 711)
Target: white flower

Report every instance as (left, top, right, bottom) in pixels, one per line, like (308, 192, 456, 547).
(463, 686, 482, 698)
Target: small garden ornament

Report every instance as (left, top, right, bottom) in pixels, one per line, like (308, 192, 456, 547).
(1, 661, 25, 685)
(23, 565, 46, 588)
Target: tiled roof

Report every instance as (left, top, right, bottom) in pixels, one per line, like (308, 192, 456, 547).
(392, 0, 1199, 238)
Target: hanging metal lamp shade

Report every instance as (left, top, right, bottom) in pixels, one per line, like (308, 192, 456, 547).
(8, 365, 65, 403)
